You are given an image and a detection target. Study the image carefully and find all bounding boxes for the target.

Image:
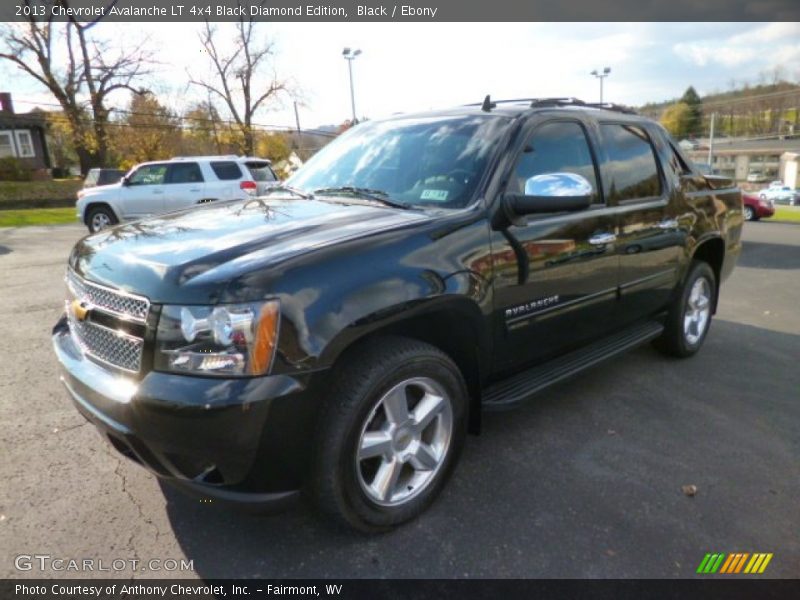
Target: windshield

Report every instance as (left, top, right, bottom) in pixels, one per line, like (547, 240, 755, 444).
(288, 115, 508, 209)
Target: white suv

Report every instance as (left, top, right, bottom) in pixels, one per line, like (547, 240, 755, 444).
(76, 156, 279, 233)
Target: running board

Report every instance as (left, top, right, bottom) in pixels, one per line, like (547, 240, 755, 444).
(482, 320, 664, 411)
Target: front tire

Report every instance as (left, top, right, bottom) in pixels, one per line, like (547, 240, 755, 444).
(654, 261, 716, 358)
(311, 336, 467, 532)
(86, 206, 117, 233)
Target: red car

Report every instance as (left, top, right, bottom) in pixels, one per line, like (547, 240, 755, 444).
(742, 193, 774, 221)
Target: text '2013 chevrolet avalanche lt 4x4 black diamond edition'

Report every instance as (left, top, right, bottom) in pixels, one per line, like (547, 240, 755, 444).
(53, 97, 742, 532)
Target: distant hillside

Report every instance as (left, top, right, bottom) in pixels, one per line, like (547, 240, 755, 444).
(640, 81, 800, 138)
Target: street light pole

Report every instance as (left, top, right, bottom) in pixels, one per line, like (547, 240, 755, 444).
(590, 67, 611, 103)
(342, 47, 362, 123)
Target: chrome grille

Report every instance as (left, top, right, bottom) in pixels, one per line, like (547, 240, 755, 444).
(67, 312, 144, 372)
(66, 269, 149, 322)
(65, 270, 149, 373)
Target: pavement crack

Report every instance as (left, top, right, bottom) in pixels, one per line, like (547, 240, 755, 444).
(112, 455, 164, 555)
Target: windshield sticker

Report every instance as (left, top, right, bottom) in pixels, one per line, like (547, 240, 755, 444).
(420, 189, 449, 201)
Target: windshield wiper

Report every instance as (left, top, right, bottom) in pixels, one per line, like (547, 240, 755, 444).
(312, 186, 410, 209)
(262, 184, 314, 199)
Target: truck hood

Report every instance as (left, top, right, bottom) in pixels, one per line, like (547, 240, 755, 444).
(70, 198, 431, 304)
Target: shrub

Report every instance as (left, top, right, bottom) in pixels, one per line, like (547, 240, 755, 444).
(0, 157, 32, 181)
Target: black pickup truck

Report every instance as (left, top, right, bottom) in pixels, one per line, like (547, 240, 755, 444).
(53, 98, 742, 531)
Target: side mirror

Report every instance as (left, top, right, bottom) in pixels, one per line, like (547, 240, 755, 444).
(502, 173, 593, 223)
(120, 175, 130, 187)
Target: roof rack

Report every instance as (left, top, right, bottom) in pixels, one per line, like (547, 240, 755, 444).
(467, 95, 637, 115)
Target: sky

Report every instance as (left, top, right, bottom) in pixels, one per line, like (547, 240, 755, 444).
(2, 22, 800, 130)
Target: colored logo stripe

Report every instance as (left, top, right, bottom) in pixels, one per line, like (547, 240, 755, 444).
(697, 553, 773, 574)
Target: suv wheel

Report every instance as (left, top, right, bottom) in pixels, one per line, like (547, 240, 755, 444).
(87, 206, 117, 233)
(311, 336, 467, 531)
(654, 261, 716, 358)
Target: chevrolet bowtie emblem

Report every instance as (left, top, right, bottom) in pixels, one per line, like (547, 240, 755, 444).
(70, 299, 91, 322)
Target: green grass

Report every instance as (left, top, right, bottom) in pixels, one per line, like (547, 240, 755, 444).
(772, 206, 800, 223)
(0, 179, 82, 208)
(0, 207, 77, 227)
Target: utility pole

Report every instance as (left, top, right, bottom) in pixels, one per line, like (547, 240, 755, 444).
(707, 112, 716, 167)
(293, 101, 301, 152)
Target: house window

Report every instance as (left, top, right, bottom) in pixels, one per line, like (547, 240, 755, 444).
(0, 131, 13, 157)
(15, 130, 35, 157)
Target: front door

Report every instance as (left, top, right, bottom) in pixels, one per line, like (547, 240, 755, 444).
(163, 162, 206, 211)
(491, 119, 620, 374)
(121, 163, 169, 218)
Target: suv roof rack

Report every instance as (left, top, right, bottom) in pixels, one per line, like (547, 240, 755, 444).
(468, 95, 637, 115)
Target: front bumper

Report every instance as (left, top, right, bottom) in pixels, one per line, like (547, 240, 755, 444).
(52, 317, 323, 509)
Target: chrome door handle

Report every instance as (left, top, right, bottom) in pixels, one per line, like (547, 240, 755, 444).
(589, 233, 616, 245)
(189, 188, 201, 192)
(658, 218, 678, 229)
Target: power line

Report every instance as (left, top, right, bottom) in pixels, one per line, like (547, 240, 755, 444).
(12, 97, 339, 138)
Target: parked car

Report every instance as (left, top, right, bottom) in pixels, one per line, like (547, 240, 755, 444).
(76, 156, 279, 233)
(693, 162, 714, 176)
(77, 168, 126, 199)
(759, 185, 797, 205)
(742, 193, 774, 221)
(53, 98, 742, 531)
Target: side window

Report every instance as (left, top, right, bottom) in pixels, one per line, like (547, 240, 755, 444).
(0, 132, 14, 157)
(127, 164, 168, 186)
(210, 161, 243, 180)
(15, 130, 35, 157)
(168, 162, 204, 184)
(512, 121, 600, 203)
(666, 141, 692, 180)
(600, 124, 662, 202)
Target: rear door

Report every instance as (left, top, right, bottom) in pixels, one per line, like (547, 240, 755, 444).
(598, 122, 682, 323)
(491, 117, 621, 372)
(210, 161, 245, 200)
(163, 162, 205, 211)
(120, 163, 169, 218)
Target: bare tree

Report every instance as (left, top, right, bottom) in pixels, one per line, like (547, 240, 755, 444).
(0, 0, 150, 173)
(189, 16, 289, 156)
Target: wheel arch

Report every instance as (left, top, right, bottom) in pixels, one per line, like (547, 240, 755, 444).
(83, 201, 119, 225)
(320, 297, 490, 435)
(689, 236, 725, 312)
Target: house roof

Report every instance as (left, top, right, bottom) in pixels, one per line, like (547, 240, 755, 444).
(0, 113, 46, 129)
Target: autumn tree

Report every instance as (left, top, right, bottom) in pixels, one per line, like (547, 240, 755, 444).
(112, 93, 181, 168)
(255, 131, 290, 163)
(181, 101, 224, 155)
(189, 16, 289, 156)
(660, 102, 692, 139)
(0, 0, 151, 174)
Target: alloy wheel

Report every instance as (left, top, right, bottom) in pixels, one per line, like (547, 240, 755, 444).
(355, 377, 453, 507)
(683, 276, 711, 345)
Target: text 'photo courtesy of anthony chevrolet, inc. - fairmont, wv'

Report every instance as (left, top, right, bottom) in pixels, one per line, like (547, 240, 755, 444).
(1, 1, 800, 599)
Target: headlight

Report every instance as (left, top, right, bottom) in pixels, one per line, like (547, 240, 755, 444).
(155, 300, 280, 376)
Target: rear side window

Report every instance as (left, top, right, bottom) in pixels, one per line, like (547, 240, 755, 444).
(210, 161, 243, 180)
(168, 162, 204, 184)
(246, 162, 277, 182)
(600, 124, 662, 202)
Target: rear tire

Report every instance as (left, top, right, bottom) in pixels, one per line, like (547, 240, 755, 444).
(654, 261, 716, 358)
(311, 336, 467, 532)
(743, 206, 755, 221)
(86, 206, 117, 233)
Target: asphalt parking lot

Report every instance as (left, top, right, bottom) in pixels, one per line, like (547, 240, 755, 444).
(1, 221, 798, 579)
